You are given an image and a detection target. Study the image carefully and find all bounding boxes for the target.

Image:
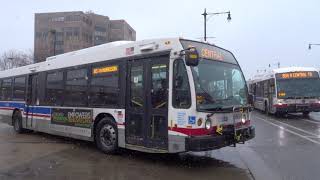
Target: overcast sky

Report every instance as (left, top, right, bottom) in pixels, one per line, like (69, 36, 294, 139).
(1, 0, 319, 78)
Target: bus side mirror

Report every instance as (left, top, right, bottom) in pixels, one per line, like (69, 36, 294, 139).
(184, 47, 199, 66)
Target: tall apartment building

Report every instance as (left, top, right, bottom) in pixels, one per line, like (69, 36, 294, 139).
(34, 11, 136, 62)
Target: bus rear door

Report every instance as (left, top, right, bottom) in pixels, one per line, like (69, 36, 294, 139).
(25, 74, 38, 129)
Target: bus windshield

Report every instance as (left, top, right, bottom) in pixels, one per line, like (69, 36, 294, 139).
(276, 78, 320, 99)
(191, 59, 248, 111)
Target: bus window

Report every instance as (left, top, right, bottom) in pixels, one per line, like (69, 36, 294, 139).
(46, 71, 64, 106)
(0, 80, 2, 99)
(13, 76, 26, 101)
(65, 68, 88, 107)
(1, 78, 12, 101)
(172, 59, 191, 108)
(130, 65, 144, 108)
(151, 64, 167, 109)
(89, 65, 120, 107)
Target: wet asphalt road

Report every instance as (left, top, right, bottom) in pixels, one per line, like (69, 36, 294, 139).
(1, 112, 320, 180)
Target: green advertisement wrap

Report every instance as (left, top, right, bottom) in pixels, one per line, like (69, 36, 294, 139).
(51, 108, 93, 128)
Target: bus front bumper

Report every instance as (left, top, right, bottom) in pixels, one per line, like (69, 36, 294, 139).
(276, 104, 320, 113)
(185, 126, 255, 152)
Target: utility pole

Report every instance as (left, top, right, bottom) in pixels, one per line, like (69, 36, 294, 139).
(308, 43, 320, 50)
(202, 9, 207, 42)
(201, 9, 231, 42)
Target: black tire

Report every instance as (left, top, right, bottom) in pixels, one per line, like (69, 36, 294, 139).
(303, 112, 310, 117)
(12, 110, 24, 134)
(95, 117, 118, 154)
(275, 112, 282, 117)
(264, 102, 269, 115)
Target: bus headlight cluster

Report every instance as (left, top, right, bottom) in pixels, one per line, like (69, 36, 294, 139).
(241, 113, 247, 124)
(277, 99, 284, 105)
(205, 119, 212, 130)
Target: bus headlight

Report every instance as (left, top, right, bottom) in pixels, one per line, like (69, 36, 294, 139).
(241, 118, 246, 124)
(277, 99, 284, 105)
(205, 119, 212, 130)
(241, 113, 247, 124)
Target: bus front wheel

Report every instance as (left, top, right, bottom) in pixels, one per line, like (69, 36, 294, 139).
(12, 111, 24, 134)
(95, 117, 118, 154)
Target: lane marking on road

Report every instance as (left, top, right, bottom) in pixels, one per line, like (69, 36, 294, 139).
(301, 118, 320, 125)
(255, 116, 320, 146)
(255, 114, 320, 137)
(302, 136, 320, 139)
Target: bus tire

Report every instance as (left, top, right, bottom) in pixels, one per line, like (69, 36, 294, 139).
(303, 112, 310, 117)
(12, 110, 24, 134)
(95, 117, 118, 154)
(264, 102, 269, 115)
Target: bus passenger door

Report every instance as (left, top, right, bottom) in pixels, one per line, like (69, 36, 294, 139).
(126, 60, 146, 146)
(147, 57, 169, 149)
(26, 74, 38, 129)
(126, 55, 169, 150)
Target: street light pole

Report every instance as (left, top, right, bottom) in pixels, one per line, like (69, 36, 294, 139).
(201, 9, 231, 42)
(202, 9, 207, 42)
(308, 43, 320, 50)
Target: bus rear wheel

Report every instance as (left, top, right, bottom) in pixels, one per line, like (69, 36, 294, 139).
(13, 111, 24, 134)
(95, 117, 118, 154)
(303, 112, 310, 117)
(264, 102, 269, 115)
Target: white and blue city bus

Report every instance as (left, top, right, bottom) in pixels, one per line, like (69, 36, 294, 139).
(249, 67, 320, 116)
(0, 38, 254, 153)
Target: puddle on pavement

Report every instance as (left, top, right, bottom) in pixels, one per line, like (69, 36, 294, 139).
(0, 123, 251, 180)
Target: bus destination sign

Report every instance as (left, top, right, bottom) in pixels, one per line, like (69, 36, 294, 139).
(180, 40, 237, 64)
(51, 108, 93, 128)
(276, 71, 319, 79)
(93, 65, 118, 75)
(200, 48, 223, 61)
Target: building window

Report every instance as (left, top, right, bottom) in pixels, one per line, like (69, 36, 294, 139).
(13, 76, 26, 101)
(95, 26, 107, 32)
(89, 64, 120, 107)
(172, 59, 191, 108)
(65, 68, 88, 107)
(45, 71, 64, 105)
(66, 31, 73, 40)
(1, 78, 12, 101)
(51, 17, 65, 22)
(73, 27, 80, 40)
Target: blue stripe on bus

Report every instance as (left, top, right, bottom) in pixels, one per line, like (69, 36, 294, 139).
(0, 101, 51, 115)
(0, 101, 25, 109)
(25, 106, 51, 115)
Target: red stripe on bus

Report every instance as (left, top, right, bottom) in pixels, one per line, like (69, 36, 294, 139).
(169, 127, 212, 136)
(169, 120, 251, 136)
(0, 107, 15, 110)
(23, 112, 51, 118)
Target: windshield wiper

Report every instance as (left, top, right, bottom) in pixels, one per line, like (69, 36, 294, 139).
(202, 104, 249, 112)
(203, 106, 233, 112)
(202, 106, 223, 111)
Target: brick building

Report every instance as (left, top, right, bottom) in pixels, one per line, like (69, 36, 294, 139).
(34, 11, 136, 62)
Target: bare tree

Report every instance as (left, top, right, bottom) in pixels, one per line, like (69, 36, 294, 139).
(0, 49, 33, 70)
